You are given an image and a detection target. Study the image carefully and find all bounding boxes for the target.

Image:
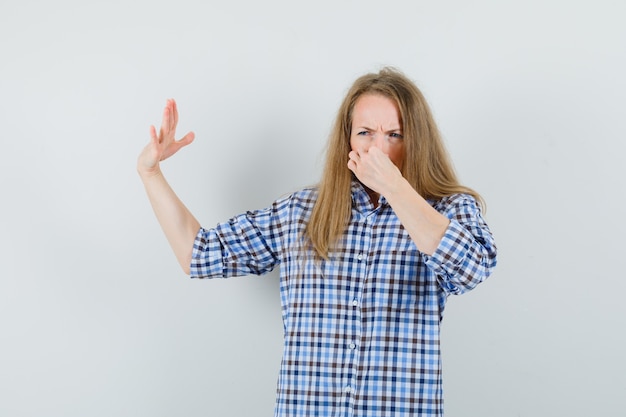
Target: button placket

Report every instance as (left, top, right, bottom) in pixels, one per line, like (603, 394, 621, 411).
(343, 214, 372, 411)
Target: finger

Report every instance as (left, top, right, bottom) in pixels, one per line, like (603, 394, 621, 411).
(160, 103, 171, 139)
(149, 125, 159, 145)
(166, 99, 175, 133)
(178, 131, 195, 146)
(368, 146, 388, 158)
(171, 98, 179, 127)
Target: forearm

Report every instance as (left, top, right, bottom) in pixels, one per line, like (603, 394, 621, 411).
(384, 178, 449, 256)
(139, 168, 200, 274)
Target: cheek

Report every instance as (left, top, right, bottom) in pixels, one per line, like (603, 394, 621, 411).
(389, 147, 406, 168)
(350, 136, 368, 152)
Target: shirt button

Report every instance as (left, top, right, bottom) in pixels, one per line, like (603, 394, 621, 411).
(352, 299, 359, 307)
(344, 386, 352, 394)
(349, 343, 356, 350)
(357, 253, 363, 261)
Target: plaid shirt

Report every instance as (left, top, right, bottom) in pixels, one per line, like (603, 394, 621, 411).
(190, 181, 497, 416)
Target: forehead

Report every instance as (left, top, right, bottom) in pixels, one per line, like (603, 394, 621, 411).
(352, 93, 401, 126)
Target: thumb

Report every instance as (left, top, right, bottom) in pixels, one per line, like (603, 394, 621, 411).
(177, 131, 195, 147)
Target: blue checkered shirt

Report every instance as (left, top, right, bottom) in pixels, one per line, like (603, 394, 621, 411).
(190, 181, 497, 416)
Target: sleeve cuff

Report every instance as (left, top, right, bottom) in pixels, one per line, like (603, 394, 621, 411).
(424, 220, 476, 293)
(189, 227, 225, 279)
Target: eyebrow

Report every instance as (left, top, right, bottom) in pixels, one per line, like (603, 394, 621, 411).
(355, 126, 403, 133)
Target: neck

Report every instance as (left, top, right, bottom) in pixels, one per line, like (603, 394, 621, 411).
(364, 187, 380, 207)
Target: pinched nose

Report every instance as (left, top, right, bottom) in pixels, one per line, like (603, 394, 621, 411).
(371, 133, 390, 153)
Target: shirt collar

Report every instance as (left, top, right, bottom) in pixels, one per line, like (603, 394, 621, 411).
(351, 179, 387, 213)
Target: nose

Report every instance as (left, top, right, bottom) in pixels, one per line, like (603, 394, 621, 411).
(371, 132, 389, 152)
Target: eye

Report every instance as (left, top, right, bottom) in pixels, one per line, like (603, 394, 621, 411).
(388, 132, 404, 144)
(356, 130, 371, 136)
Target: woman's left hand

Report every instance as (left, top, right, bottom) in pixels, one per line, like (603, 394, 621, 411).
(347, 146, 403, 196)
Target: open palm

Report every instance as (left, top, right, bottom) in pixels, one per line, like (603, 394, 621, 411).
(138, 99, 195, 175)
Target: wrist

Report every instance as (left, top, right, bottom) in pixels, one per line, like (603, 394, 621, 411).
(137, 163, 163, 181)
(382, 173, 409, 201)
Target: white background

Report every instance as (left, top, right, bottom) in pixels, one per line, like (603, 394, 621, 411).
(1, 1, 625, 416)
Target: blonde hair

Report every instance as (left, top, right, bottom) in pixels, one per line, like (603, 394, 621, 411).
(305, 67, 483, 259)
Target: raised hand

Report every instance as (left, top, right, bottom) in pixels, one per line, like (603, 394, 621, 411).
(137, 99, 195, 176)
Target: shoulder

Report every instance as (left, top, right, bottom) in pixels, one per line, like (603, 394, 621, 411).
(275, 186, 319, 209)
(257, 186, 319, 223)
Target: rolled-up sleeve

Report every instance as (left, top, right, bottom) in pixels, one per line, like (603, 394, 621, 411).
(424, 194, 497, 295)
(190, 227, 226, 278)
(190, 197, 292, 279)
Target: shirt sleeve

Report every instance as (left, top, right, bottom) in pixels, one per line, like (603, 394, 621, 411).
(189, 196, 292, 279)
(424, 194, 498, 295)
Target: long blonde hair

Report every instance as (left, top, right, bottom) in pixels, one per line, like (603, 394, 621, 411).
(305, 67, 483, 259)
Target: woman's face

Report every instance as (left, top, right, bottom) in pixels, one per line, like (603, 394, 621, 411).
(349, 93, 405, 170)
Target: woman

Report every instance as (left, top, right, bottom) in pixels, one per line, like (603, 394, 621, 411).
(138, 67, 497, 416)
